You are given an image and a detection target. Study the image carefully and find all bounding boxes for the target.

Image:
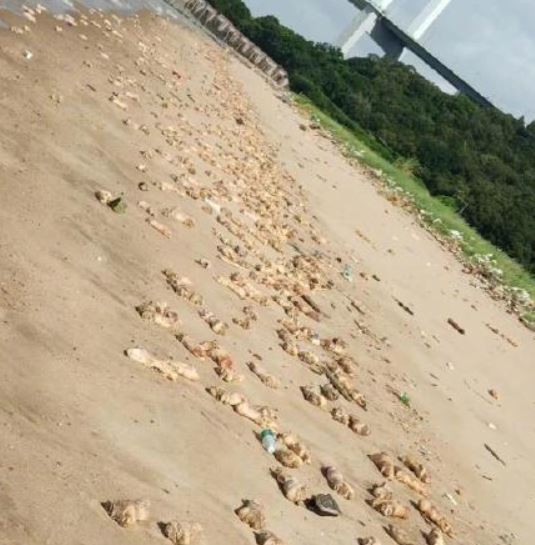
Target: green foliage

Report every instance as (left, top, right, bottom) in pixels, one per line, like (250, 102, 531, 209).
(209, 0, 252, 26)
(210, 0, 535, 274)
(393, 156, 421, 178)
(296, 95, 535, 301)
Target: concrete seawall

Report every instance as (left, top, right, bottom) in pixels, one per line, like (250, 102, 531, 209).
(166, 0, 289, 87)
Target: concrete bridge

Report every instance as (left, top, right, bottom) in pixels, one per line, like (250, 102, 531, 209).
(338, 0, 493, 107)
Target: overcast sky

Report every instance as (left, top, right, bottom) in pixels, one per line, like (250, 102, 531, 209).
(243, 0, 535, 121)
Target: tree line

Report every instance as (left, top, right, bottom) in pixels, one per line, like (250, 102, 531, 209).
(210, 0, 535, 273)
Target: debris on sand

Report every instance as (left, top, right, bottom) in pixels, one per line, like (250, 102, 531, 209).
(271, 467, 308, 504)
(300, 385, 328, 410)
(196, 258, 212, 269)
(162, 207, 195, 227)
(277, 432, 311, 464)
(254, 530, 287, 545)
(332, 406, 371, 436)
(125, 347, 199, 381)
(401, 455, 431, 483)
(416, 499, 453, 536)
(385, 525, 414, 545)
(308, 493, 341, 517)
(484, 443, 506, 466)
(235, 499, 266, 530)
(488, 388, 499, 401)
(198, 308, 228, 335)
(135, 301, 180, 330)
(2, 10, 525, 545)
(147, 218, 172, 238)
(95, 190, 127, 213)
(425, 528, 444, 545)
(394, 297, 414, 316)
(358, 538, 383, 545)
(274, 448, 303, 469)
(323, 466, 354, 500)
(247, 361, 281, 389)
(369, 452, 396, 479)
(95, 189, 114, 205)
(101, 498, 150, 527)
(161, 521, 203, 545)
(369, 491, 408, 519)
(447, 318, 465, 335)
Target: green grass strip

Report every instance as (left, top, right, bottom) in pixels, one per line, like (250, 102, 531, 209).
(294, 94, 535, 326)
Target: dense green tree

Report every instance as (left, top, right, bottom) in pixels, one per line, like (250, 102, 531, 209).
(209, 0, 535, 273)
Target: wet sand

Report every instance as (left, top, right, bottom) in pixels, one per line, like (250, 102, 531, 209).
(0, 5, 533, 545)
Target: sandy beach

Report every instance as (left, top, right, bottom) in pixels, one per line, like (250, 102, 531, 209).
(0, 4, 533, 544)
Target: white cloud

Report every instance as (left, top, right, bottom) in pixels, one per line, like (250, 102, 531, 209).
(243, 0, 535, 120)
(245, 0, 355, 42)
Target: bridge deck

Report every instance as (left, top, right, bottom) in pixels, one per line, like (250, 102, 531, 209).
(382, 17, 493, 107)
(345, 0, 493, 108)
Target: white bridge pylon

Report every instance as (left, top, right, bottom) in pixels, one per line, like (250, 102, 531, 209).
(374, 0, 396, 12)
(408, 0, 453, 41)
(336, 7, 378, 57)
(337, 0, 453, 58)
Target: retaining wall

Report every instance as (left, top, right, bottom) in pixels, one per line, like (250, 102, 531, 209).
(166, 0, 289, 87)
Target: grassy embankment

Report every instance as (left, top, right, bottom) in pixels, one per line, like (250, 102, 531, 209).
(294, 94, 535, 327)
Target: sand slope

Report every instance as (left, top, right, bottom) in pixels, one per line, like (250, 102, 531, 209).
(0, 6, 533, 545)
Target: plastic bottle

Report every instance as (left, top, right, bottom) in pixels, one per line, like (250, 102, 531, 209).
(341, 265, 353, 282)
(260, 429, 276, 454)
